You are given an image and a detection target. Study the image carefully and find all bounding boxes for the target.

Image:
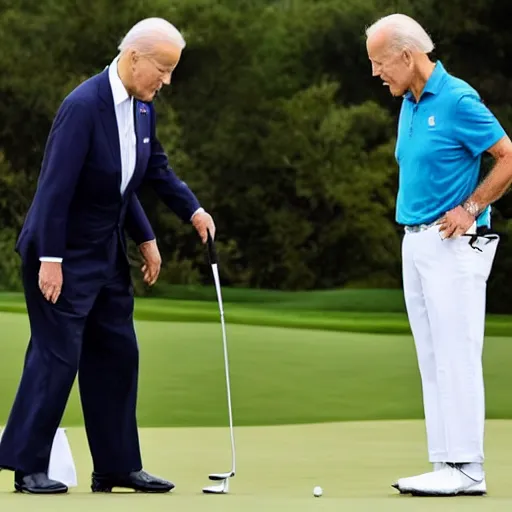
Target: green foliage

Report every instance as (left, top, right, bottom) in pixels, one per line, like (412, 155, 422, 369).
(0, 230, 21, 292)
(0, 0, 511, 311)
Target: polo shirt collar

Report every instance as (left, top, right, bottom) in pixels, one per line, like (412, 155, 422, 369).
(405, 60, 447, 102)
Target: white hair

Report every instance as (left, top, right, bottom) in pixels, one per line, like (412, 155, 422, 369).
(118, 17, 186, 54)
(366, 14, 434, 53)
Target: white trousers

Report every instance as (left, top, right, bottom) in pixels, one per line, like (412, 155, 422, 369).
(402, 225, 499, 464)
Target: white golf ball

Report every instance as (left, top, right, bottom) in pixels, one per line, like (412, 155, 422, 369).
(313, 485, 323, 497)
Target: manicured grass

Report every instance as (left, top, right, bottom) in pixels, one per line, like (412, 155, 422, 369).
(146, 285, 410, 312)
(1, 421, 512, 509)
(1, 312, 511, 427)
(1, 288, 510, 509)
(1, 291, 511, 335)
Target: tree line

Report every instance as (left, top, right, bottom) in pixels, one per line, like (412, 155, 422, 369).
(1, 0, 511, 312)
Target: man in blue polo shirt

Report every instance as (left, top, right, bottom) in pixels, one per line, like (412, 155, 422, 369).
(366, 13, 512, 496)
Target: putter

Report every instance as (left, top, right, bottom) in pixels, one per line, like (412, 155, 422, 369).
(202, 230, 236, 495)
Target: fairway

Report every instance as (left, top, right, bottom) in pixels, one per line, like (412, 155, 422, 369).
(2, 291, 512, 336)
(1, 312, 512, 426)
(1, 421, 512, 510)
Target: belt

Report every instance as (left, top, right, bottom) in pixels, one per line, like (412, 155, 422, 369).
(403, 220, 438, 233)
(404, 220, 479, 235)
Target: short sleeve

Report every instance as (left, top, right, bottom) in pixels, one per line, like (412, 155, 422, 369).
(454, 94, 506, 157)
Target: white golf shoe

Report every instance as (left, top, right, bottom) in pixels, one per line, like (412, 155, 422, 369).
(392, 464, 486, 496)
(394, 462, 446, 494)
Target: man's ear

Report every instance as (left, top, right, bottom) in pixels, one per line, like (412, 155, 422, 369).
(130, 49, 140, 67)
(403, 49, 413, 67)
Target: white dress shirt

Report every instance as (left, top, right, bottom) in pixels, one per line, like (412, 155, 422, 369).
(40, 56, 202, 262)
(109, 55, 137, 195)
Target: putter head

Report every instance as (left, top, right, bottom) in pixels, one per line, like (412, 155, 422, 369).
(202, 471, 234, 494)
(202, 479, 229, 494)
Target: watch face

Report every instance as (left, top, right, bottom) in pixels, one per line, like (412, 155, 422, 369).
(464, 201, 480, 216)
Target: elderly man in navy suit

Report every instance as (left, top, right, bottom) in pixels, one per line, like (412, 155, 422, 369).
(0, 17, 215, 494)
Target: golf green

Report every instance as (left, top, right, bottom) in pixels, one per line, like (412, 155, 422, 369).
(1, 421, 511, 510)
(1, 308, 511, 509)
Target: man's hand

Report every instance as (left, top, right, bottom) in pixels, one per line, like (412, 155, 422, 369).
(438, 206, 476, 239)
(39, 261, 63, 303)
(139, 239, 162, 286)
(191, 210, 216, 243)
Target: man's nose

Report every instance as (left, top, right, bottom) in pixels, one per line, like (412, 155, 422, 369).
(162, 72, 172, 86)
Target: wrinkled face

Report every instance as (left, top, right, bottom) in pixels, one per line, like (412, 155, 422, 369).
(366, 31, 413, 97)
(129, 41, 181, 102)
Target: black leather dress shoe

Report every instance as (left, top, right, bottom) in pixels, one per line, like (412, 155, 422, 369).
(14, 471, 68, 494)
(91, 470, 175, 493)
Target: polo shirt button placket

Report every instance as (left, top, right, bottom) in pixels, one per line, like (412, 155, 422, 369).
(410, 104, 419, 137)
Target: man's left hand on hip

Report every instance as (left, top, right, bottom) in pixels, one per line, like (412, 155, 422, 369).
(438, 206, 475, 239)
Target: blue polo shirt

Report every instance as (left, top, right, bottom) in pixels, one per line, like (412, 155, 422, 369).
(395, 61, 506, 227)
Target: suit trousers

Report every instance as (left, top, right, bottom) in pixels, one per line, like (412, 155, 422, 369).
(0, 244, 142, 475)
(402, 224, 499, 464)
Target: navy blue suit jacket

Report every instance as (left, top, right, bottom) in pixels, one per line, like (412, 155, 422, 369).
(16, 68, 201, 276)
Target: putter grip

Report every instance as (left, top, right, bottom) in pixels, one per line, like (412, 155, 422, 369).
(207, 230, 218, 264)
